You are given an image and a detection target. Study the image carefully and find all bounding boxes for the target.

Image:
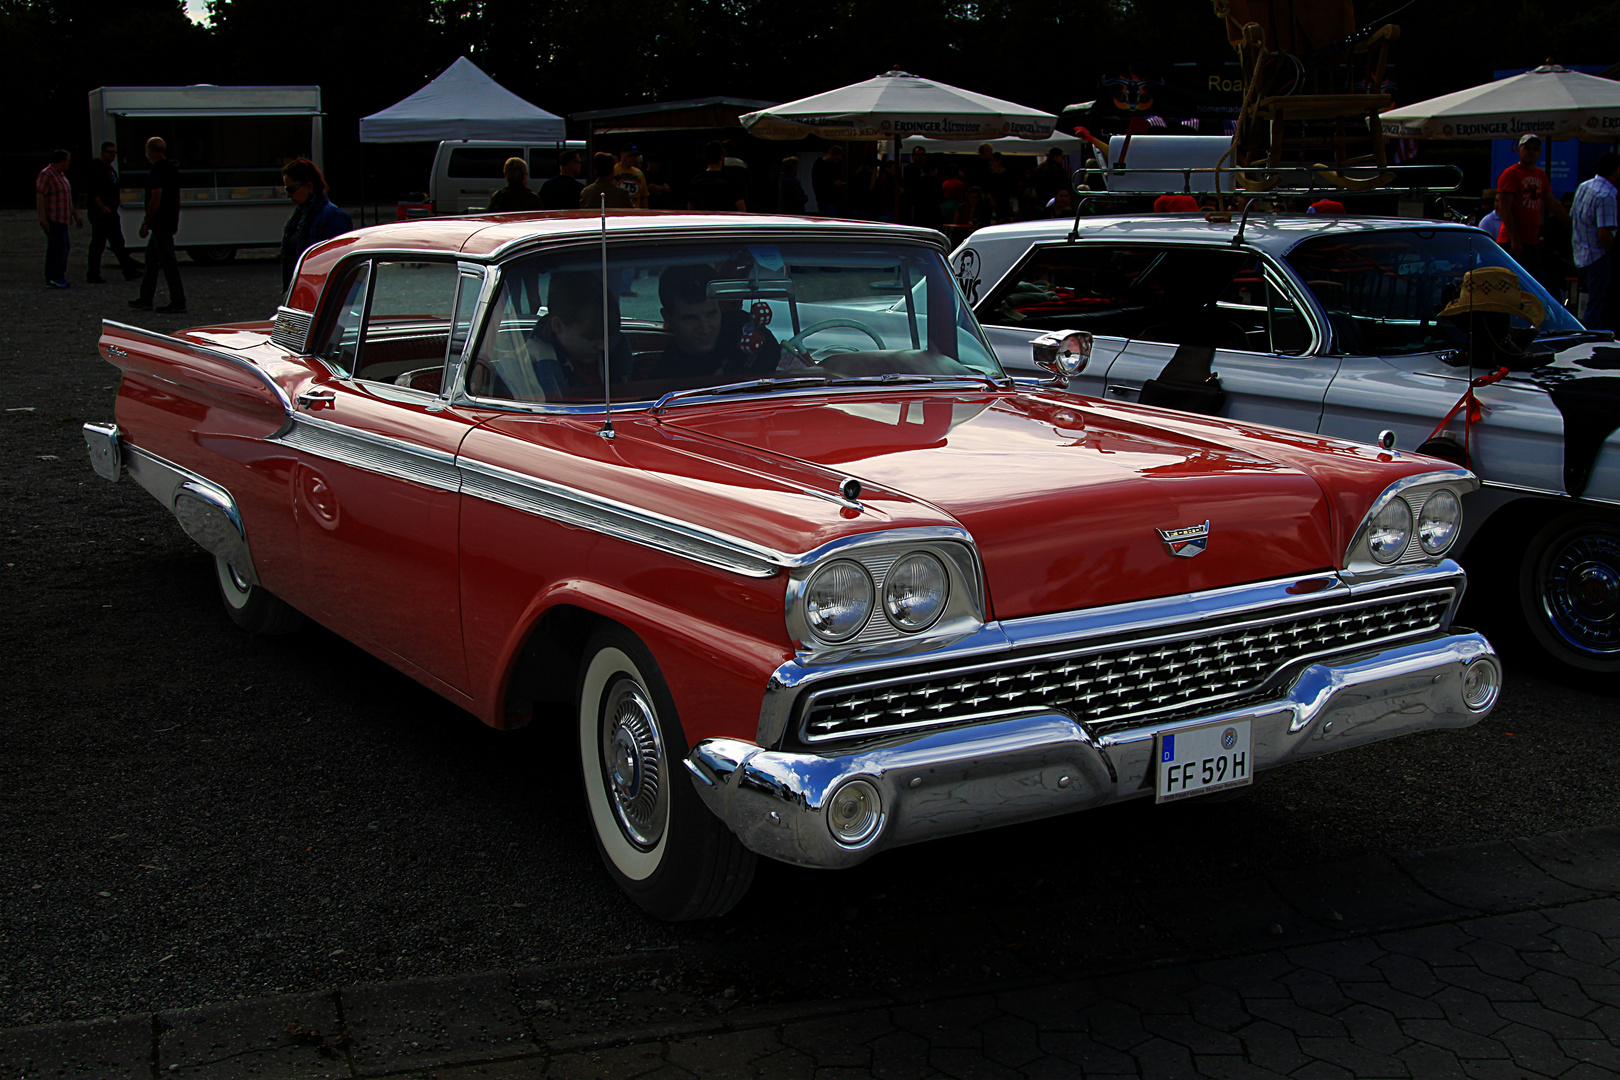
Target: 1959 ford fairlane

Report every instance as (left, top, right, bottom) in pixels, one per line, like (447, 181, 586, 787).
(84, 211, 1499, 919)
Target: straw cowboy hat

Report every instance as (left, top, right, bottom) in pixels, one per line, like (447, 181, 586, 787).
(1437, 266, 1545, 326)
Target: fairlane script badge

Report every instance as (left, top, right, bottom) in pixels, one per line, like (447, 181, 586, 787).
(1156, 520, 1210, 558)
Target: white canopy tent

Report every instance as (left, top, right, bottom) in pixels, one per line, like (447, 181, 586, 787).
(741, 71, 1055, 217)
(1381, 64, 1620, 141)
(899, 130, 1085, 154)
(740, 70, 1054, 142)
(359, 56, 565, 143)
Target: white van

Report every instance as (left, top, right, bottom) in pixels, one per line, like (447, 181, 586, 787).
(428, 139, 589, 214)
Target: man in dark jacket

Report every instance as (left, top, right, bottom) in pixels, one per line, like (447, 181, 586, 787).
(130, 137, 185, 313)
(279, 158, 352, 289)
(86, 142, 140, 283)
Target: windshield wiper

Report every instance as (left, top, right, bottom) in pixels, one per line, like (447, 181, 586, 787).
(650, 376, 830, 415)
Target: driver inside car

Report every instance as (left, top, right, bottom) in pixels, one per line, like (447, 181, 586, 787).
(656, 264, 783, 379)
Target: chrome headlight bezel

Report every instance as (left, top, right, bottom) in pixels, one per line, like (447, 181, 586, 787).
(785, 529, 986, 658)
(1344, 469, 1476, 576)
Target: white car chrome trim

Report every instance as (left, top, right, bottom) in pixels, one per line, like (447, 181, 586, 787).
(273, 412, 462, 492)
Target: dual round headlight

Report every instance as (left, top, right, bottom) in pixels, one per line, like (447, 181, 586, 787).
(803, 552, 951, 644)
(1368, 489, 1462, 564)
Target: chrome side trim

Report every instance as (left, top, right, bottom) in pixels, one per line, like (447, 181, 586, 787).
(118, 441, 259, 586)
(102, 319, 296, 428)
(696, 630, 1496, 869)
(270, 306, 313, 353)
(755, 562, 1467, 747)
(456, 457, 787, 579)
(272, 412, 461, 492)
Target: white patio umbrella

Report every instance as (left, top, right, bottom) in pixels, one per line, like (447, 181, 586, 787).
(741, 70, 1055, 219)
(739, 70, 1056, 142)
(1381, 64, 1620, 141)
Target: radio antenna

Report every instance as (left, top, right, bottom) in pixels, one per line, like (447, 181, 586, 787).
(597, 192, 615, 440)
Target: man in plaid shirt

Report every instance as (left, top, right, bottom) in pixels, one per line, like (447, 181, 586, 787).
(36, 149, 83, 289)
(1572, 152, 1620, 331)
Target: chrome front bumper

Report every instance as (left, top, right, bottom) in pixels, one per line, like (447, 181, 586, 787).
(686, 631, 1498, 869)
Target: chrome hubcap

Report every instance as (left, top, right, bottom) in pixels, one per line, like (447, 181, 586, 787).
(1540, 529, 1620, 656)
(227, 564, 252, 593)
(600, 678, 666, 850)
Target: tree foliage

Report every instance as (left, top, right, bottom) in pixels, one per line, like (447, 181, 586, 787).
(3, 0, 1615, 202)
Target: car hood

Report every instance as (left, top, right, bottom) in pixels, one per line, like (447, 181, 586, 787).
(658, 391, 1347, 619)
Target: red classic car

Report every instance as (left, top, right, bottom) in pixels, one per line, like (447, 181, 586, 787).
(84, 211, 1499, 920)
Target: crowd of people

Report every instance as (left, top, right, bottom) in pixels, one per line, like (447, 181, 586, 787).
(483, 139, 1083, 242)
(32, 130, 1619, 330)
(33, 138, 354, 312)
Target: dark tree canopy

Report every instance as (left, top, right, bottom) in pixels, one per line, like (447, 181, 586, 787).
(3, 0, 1615, 202)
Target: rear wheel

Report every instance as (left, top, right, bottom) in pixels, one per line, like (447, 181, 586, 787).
(187, 246, 237, 265)
(576, 622, 755, 920)
(214, 556, 304, 635)
(1518, 511, 1620, 674)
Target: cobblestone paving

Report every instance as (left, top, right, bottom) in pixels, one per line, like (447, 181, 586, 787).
(5, 827, 1616, 1079)
(496, 899, 1620, 1079)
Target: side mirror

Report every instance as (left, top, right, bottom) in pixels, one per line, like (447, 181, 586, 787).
(1031, 330, 1093, 388)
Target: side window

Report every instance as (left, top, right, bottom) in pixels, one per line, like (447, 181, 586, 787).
(354, 261, 461, 383)
(317, 262, 369, 375)
(1209, 258, 1311, 356)
(976, 245, 1160, 333)
(447, 148, 521, 178)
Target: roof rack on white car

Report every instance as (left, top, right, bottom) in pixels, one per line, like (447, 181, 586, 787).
(1065, 161, 1466, 242)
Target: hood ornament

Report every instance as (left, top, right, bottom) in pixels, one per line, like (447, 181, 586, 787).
(1156, 520, 1210, 558)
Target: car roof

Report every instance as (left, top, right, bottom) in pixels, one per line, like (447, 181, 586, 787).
(288, 211, 949, 311)
(963, 213, 1487, 258)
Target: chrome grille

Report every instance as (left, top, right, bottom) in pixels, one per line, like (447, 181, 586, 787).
(270, 307, 312, 353)
(798, 587, 1454, 744)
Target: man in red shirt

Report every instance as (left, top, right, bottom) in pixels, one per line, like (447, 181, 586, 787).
(1496, 134, 1570, 288)
(35, 149, 83, 289)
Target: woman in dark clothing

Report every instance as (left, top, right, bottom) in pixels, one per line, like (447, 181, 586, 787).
(280, 158, 352, 288)
(488, 157, 542, 212)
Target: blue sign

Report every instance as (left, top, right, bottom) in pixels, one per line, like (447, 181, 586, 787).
(1161, 735, 1175, 762)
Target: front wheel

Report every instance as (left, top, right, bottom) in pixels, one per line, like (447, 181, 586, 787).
(214, 556, 304, 635)
(577, 623, 755, 920)
(1519, 511, 1620, 674)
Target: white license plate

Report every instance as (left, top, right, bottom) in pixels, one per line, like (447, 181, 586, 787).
(1155, 719, 1254, 803)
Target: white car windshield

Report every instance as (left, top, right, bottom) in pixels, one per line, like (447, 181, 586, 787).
(1287, 228, 1584, 356)
(467, 240, 1003, 405)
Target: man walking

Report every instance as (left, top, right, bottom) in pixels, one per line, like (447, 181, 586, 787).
(86, 142, 141, 283)
(131, 137, 185, 314)
(1495, 134, 1570, 292)
(35, 150, 82, 289)
(1572, 152, 1619, 331)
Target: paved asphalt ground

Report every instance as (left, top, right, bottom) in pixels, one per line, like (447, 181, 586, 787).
(1, 209, 1617, 1078)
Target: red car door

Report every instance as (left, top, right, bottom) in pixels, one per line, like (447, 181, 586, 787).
(282, 258, 485, 696)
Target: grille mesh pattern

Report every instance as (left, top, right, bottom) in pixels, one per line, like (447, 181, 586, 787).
(799, 589, 1454, 743)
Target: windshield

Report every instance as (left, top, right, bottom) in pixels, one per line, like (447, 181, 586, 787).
(467, 240, 1002, 405)
(1286, 228, 1584, 356)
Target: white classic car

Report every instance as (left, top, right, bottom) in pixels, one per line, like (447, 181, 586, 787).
(954, 213, 1620, 676)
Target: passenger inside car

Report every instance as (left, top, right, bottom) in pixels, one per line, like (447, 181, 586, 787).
(472, 270, 634, 400)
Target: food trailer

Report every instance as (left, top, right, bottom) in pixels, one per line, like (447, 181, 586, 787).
(88, 85, 323, 263)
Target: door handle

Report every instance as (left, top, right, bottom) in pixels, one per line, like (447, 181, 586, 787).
(1106, 384, 1141, 401)
(296, 389, 335, 410)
